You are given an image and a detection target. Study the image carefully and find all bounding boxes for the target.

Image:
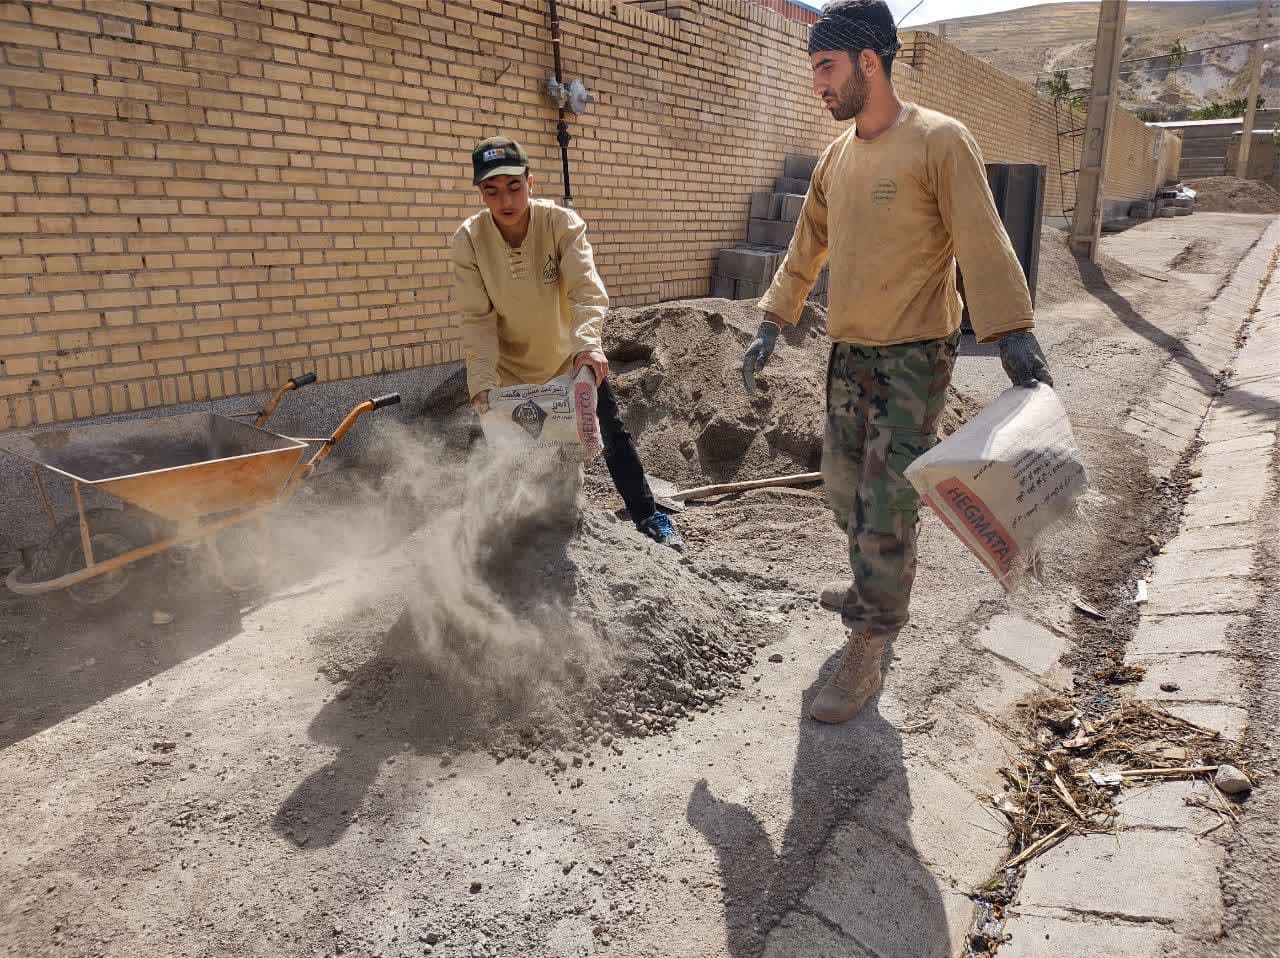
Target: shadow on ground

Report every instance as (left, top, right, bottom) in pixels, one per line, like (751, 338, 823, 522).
(1075, 254, 1277, 420)
(687, 653, 951, 958)
(0, 572, 244, 750)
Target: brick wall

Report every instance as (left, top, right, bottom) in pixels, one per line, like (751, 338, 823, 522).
(0, 1, 1167, 432)
(898, 33, 1172, 224)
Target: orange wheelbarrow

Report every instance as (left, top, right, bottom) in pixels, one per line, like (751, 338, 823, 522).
(2, 373, 400, 614)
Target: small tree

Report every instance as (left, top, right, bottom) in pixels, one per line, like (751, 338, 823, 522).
(1045, 70, 1073, 100)
(1190, 96, 1264, 120)
(1043, 69, 1087, 111)
(1169, 39, 1188, 72)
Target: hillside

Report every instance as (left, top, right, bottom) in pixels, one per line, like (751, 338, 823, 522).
(919, 1, 1280, 118)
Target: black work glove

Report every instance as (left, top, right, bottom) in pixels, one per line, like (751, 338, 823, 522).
(741, 320, 781, 394)
(998, 330, 1054, 388)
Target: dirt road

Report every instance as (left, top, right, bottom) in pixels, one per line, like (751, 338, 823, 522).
(0, 213, 1273, 958)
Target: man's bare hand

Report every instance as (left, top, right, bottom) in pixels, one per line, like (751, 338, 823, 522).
(573, 349, 609, 386)
(471, 390, 491, 415)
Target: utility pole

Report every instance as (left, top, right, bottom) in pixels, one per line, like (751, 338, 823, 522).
(1236, 0, 1270, 179)
(1070, 0, 1127, 262)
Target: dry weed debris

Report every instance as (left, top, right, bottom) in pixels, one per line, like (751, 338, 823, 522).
(968, 695, 1249, 956)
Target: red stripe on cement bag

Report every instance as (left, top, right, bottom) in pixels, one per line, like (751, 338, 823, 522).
(927, 478, 1020, 579)
(906, 384, 1089, 590)
(573, 371, 602, 455)
(481, 369, 603, 461)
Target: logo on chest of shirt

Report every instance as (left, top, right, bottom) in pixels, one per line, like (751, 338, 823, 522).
(542, 254, 561, 285)
(871, 178, 898, 208)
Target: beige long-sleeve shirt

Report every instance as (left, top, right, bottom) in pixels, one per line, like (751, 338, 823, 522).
(759, 104, 1035, 345)
(451, 198, 607, 398)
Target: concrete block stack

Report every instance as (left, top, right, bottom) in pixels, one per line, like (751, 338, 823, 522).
(712, 155, 829, 305)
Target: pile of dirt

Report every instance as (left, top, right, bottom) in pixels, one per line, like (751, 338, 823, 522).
(1186, 176, 1280, 214)
(1035, 224, 1139, 308)
(312, 295, 994, 765)
(601, 299, 978, 489)
(313, 450, 766, 767)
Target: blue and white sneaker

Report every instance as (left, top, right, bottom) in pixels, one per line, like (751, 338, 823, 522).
(638, 512, 684, 552)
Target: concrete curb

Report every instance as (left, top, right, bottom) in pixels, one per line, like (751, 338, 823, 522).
(1001, 217, 1280, 956)
(1121, 220, 1280, 473)
(760, 615, 1076, 956)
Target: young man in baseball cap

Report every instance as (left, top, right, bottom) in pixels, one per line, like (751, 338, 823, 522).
(741, 0, 1054, 723)
(451, 135, 683, 550)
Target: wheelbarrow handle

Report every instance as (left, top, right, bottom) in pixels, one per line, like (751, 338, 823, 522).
(304, 392, 403, 470)
(254, 371, 318, 428)
(279, 389, 405, 499)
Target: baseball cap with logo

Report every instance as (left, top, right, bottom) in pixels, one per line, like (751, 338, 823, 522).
(471, 135, 529, 185)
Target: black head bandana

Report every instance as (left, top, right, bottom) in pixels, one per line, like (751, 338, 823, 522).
(808, 15, 901, 58)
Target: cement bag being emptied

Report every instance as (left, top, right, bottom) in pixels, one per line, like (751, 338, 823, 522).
(905, 384, 1089, 590)
(480, 368, 603, 461)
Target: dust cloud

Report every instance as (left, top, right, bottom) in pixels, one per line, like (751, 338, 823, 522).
(214, 414, 760, 759)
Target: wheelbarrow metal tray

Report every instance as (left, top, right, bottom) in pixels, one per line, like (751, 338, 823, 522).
(0, 412, 307, 522)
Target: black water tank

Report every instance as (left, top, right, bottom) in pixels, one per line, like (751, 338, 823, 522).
(959, 163, 1046, 333)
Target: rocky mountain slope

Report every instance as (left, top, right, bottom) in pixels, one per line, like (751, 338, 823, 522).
(920, 1, 1279, 118)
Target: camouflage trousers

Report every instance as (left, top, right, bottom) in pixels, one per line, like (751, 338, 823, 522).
(823, 331, 960, 635)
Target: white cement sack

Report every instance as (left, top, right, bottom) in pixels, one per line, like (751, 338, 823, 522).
(480, 369, 603, 461)
(905, 385, 1089, 590)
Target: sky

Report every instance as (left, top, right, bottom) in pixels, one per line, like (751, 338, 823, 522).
(792, 0, 1221, 29)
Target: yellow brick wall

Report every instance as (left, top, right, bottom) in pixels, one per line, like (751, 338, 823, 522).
(900, 33, 1169, 223)
(0, 3, 1166, 431)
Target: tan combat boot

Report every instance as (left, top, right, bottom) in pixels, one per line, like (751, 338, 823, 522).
(809, 630, 890, 724)
(818, 581, 848, 612)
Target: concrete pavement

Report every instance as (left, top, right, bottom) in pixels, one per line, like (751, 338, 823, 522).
(2, 215, 1277, 958)
(1001, 219, 1280, 956)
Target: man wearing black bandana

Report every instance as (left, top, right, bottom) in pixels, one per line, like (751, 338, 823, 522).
(741, 0, 1054, 724)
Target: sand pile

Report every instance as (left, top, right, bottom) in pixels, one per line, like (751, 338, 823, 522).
(1035, 224, 1139, 308)
(602, 298, 976, 490)
(1185, 176, 1280, 214)
(602, 299, 828, 486)
(313, 445, 763, 764)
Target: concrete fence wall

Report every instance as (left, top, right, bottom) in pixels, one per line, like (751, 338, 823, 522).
(1156, 128, 1185, 189)
(1226, 131, 1280, 190)
(1164, 111, 1280, 180)
(0, 0, 1172, 434)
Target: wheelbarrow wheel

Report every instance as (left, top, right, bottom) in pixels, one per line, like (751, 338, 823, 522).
(28, 508, 154, 616)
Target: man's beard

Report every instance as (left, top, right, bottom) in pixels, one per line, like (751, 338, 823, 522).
(827, 62, 868, 121)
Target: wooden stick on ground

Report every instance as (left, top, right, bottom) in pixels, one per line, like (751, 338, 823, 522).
(1004, 823, 1072, 870)
(672, 471, 823, 503)
(1053, 774, 1089, 822)
(1197, 818, 1227, 838)
(1118, 766, 1218, 779)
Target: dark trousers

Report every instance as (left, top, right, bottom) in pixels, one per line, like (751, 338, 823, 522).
(596, 379, 658, 523)
(470, 378, 657, 523)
